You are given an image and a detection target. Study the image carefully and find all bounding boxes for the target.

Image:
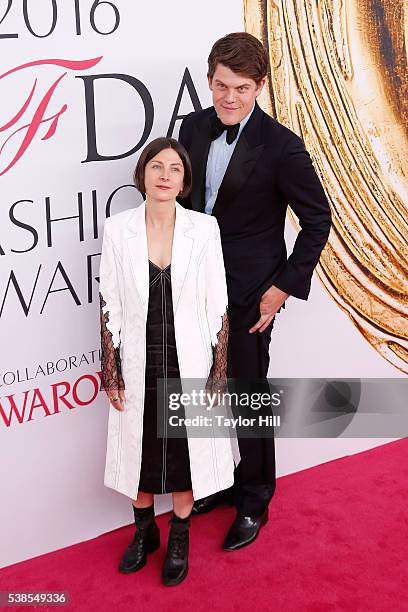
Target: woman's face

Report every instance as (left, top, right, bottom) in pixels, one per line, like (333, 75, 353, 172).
(144, 148, 185, 202)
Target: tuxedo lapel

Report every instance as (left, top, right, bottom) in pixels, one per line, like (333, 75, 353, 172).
(212, 135, 264, 218)
(212, 103, 264, 219)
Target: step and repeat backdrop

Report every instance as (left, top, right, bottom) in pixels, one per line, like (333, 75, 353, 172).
(0, 0, 405, 567)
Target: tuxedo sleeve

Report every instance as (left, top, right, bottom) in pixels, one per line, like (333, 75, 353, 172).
(273, 135, 332, 300)
(178, 111, 195, 149)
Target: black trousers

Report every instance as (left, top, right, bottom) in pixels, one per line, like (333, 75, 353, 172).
(227, 316, 276, 516)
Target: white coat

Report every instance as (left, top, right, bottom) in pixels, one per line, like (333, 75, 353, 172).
(99, 200, 238, 500)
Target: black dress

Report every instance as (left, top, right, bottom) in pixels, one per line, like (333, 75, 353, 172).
(100, 258, 229, 497)
(137, 260, 192, 494)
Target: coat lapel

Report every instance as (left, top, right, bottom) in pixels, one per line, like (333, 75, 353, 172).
(171, 203, 195, 314)
(126, 202, 149, 309)
(211, 103, 264, 219)
(125, 201, 194, 315)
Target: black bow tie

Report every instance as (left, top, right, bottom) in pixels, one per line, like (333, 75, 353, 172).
(210, 116, 240, 145)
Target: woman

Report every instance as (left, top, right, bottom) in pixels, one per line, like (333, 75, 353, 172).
(99, 137, 235, 586)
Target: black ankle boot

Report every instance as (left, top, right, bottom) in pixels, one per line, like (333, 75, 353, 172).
(118, 504, 160, 573)
(161, 512, 191, 586)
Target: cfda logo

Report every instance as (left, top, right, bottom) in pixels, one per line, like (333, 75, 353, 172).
(0, 57, 102, 176)
(0, 57, 200, 176)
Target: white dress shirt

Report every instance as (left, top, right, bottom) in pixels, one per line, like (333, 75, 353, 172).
(205, 104, 255, 215)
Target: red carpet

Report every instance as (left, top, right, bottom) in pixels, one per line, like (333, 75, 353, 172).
(2, 439, 407, 612)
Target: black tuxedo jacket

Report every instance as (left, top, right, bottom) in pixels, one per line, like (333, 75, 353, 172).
(178, 102, 331, 329)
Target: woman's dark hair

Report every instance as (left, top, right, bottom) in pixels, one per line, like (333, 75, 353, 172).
(133, 137, 192, 197)
(208, 32, 269, 83)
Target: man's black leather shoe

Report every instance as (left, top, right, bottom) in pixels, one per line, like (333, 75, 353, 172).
(223, 508, 269, 551)
(191, 488, 234, 515)
(119, 505, 160, 573)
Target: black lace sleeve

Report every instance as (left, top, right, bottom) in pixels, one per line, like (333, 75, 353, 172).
(100, 293, 125, 392)
(206, 310, 229, 395)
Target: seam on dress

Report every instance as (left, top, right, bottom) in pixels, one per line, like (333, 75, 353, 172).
(149, 273, 162, 288)
(161, 271, 169, 494)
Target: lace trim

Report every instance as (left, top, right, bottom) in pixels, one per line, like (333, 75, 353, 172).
(100, 293, 125, 392)
(207, 310, 229, 394)
(100, 299, 121, 349)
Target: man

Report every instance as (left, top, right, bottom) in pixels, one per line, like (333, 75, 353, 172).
(178, 32, 331, 551)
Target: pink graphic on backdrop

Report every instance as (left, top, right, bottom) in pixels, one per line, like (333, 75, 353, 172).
(0, 57, 102, 176)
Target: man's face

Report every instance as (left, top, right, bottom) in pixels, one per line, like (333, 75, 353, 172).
(208, 63, 265, 125)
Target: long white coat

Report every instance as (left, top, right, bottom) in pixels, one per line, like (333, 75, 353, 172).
(99, 200, 238, 500)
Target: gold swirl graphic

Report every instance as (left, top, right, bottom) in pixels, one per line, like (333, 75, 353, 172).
(244, 0, 408, 373)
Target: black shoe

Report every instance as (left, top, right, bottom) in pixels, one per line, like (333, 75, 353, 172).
(118, 504, 160, 573)
(162, 512, 190, 586)
(191, 488, 234, 515)
(223, 508, 269, 551)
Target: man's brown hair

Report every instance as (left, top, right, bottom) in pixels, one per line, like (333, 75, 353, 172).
(134, 137, 192, 197)
(208, 32, 269, 83)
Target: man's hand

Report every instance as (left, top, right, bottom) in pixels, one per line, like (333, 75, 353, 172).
(105, 388, 125, 411)
(249, 285, 289, 333)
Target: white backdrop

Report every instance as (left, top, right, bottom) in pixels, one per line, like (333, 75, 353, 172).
(0, 0, 401, 569)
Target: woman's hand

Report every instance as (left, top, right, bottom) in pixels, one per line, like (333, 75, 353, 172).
(106, 388, 125, 411)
